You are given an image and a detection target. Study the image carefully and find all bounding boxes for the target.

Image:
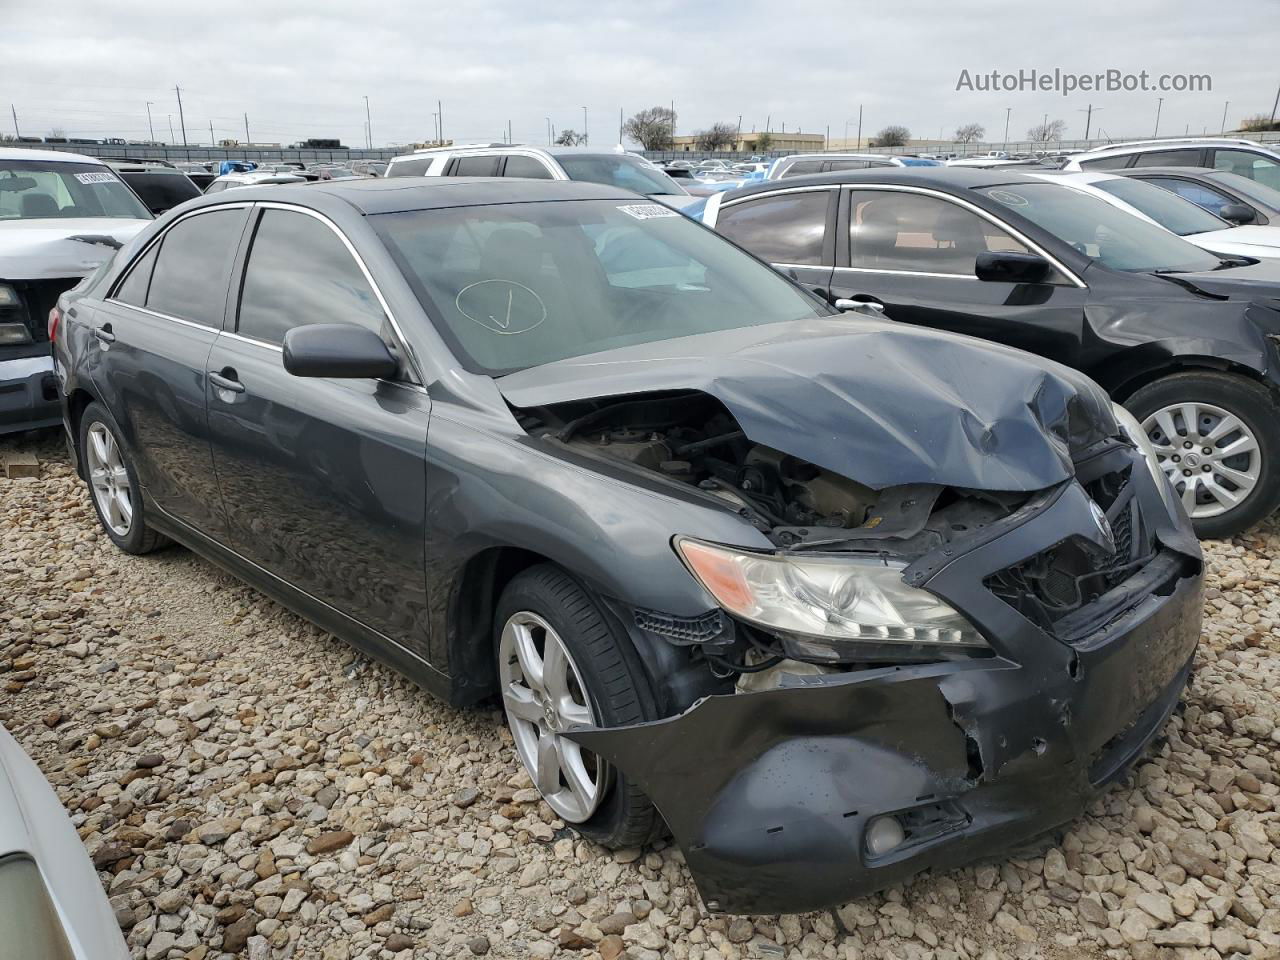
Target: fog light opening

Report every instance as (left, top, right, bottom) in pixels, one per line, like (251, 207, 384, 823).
(864, 815, 906, 857)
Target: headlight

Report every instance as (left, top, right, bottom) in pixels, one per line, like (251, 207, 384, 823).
(0, 322, 32, 345)
(675, 537, 986, 659)
(0, 284, 17, 306)
(1112, 402, 1178, 516)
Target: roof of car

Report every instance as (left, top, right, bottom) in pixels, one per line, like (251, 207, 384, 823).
(0, 146, 105, 165)
(722, 165, 1052, 200)
(194, 176, 640, 215)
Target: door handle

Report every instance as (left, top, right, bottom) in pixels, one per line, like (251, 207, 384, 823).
(93, 324, 116, 344)
(209, 369, 245, 394)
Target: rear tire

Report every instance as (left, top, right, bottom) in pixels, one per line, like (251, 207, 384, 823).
(1125, 373, 1280, 539)
(494, 564, 664, 848)
(78, 402, 169, 555)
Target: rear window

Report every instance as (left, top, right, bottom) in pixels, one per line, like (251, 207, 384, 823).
(387, 157, 434, 177)
(118, 171, 202, 215)
(0, 159, 151, 221)
(556, 155, 685, 196)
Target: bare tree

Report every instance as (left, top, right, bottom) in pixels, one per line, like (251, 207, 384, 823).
(47, 127, 66, 139)
(695, 122, 738, 152)
(871, 125, 910, 147)
(623, 107, 675, 150)
(1240, 114, 1280, 132)
(954, 123, 985, 143)
(554, 129, 585, 146)
(1027, 119, 1066, 142)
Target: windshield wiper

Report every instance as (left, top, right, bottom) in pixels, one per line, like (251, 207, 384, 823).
(69, 234, 122, 250)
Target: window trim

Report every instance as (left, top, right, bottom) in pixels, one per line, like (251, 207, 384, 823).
(834, 184, 1086, 287)
(105, 201, 255, 328)
(237, 201, 424, 385)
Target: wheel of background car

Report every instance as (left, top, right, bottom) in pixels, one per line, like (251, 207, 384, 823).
(1125, 373, 1280, 538)
(78, 402, 169, 555)
(494, 564, 664, 847)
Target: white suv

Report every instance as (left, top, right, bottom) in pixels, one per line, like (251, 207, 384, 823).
(1064, 138, 1280, 193)
(385, 145, 700, 212)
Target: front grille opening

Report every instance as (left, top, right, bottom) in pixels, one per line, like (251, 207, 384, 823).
(985, 466, 1155, 631)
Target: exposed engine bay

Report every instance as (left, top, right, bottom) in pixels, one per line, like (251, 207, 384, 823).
(515, 390, 1030, 555)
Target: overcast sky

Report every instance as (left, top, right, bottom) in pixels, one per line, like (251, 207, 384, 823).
(3, 0, 1277, 149)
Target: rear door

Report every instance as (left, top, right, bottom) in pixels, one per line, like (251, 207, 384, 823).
(445, 155, 502, 177)
(91, 204, 249, 539)
(712, 187, 836, 298)
(203, 204, 432, 656)
(829, 187, 1091, 366)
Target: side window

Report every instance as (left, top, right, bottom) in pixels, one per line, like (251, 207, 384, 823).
(386, 157, 433, 177)
(1080, 155, 1134, 171)
(503, 156, 554, 179)
(204, 181, 229, 194)
(238, 209, 388, 347)
(778, 159, 824, 179)
(824, 160, 868, 172)
(848, 191, 1030, 276)
(1145, 177, 1236, 217)
(113, 243, 160, 306)
(715, 191, 830, 265)
(1212, 150, 1280, 191)
(146, 209, 246, 326)
(1132, 149, 1202, 168)
(449, 156, 501, 177)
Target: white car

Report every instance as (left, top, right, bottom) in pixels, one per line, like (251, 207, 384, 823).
(1031, 169, 1280, 261)
(1064, 138, 1280, 193)
(0, 724, 130, 958)
(1, 147, 151, 434)
(203, 171, 308, 194)
(384, 144, 701, 213)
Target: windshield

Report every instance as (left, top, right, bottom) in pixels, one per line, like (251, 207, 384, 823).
(557, 155, 687, 196)
(1209, 170, 1280, 210)
(1090, 177, 1229, 236)
(979, 182, 1222, 274)
(0, 159, 151, 221)
(374, 198, 827, 375)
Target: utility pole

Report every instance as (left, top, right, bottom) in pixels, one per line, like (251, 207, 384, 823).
(168, 115, 175, 145)
(856, 104, 862, 149)
(146, 102, 155, 142)
(619, 107, 623, 146)
(1153, 97, 1164, 138)
(1077, 104, 1100, 140)
(244, 113, 250, 144)
(10, 104, 19, 139)
(1003, 107, 1011, 149)
(1270, 83, 1279, 126)
(1221, 100, 1230, 134)
(737, 114, 742, 147)
(437, 100, 443, 145)
(508, 119, 512, 144)
(670, 100, 675, 147)
(364, 96, 372, 149)
(581, 106, 588, 145)
(209, 121, 214, 146)
(174, 85, 188, 147)
(545, 117, 551, 145)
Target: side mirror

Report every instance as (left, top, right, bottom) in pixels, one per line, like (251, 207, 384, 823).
(975, 250, 1052, 284)
(1218, 202, 1256, 226)
(282, 323, 398, 379)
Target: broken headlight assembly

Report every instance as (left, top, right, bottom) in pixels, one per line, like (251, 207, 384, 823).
(676, 537, 987, 662)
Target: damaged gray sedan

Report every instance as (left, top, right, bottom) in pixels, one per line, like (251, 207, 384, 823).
(54, 177, 1203, 915)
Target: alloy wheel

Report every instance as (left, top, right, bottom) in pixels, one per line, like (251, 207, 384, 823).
(86, 421, 134, 537)
(498, 610, 606, 823)
(1142, 401, 1260, 520)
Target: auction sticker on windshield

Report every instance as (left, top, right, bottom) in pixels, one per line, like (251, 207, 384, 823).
(617, 203, 679, 220)
(74, 172, 118, 184)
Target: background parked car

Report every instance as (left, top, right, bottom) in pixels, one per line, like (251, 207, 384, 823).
(203, 171, 307, 194)
(1033, 170, 1280, 261)
(384, 145, 701, 213)
(0, 724, 130, 959)
(1112, 165, 1280, 226)
(173, 162, 215, 191)
(701, 166, 1280, 537)
(767, 153, 942, 180)
(0, 147, 151, 435)
(101, 158, 202, 215)
(1064, 138, 1280, 193)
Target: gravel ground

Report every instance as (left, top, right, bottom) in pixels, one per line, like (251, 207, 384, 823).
(2, 432, 1279, 960)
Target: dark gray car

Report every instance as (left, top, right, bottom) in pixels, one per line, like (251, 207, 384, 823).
(53, 178, 1202, 914)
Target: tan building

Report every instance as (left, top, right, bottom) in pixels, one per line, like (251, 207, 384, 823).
(670, 131, 826, 153)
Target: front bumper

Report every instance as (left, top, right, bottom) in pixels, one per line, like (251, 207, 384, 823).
(570, 470, 1203, 915)
(0, 349, 60, 435)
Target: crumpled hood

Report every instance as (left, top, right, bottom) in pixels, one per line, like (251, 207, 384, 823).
(0, 218, 149, 280)
(498, 317, 1117, 491)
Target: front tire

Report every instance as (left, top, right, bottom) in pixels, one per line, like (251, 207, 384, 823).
(494, 564, 663, 848)
(78, 402, 169, 555)
(1125, 372, 1280, 538)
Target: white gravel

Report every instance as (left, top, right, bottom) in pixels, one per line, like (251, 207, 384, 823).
(3, 432, 1279, 960)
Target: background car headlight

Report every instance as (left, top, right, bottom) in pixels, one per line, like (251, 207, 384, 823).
(676, 537, 986, 657)
(0, 284, 18, 307)
(1113, 402, 1178, 517)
